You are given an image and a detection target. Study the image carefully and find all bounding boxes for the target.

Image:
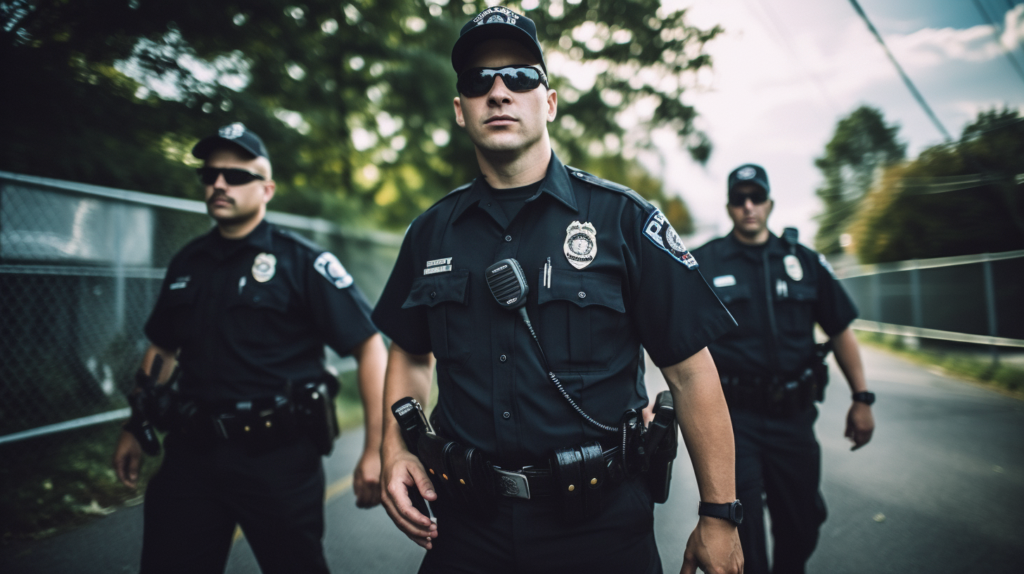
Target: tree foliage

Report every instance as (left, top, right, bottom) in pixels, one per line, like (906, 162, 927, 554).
(813, 105, 905, 254)
(1, 0, 717, 231)
(849, 108, 1024, 263)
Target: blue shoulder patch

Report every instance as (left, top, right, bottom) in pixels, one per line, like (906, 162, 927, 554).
(642, 209, 698, 270)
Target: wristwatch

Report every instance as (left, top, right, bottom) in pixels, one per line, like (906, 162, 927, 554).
(852, 391, 876, 405)
(698, 500, 744, 526)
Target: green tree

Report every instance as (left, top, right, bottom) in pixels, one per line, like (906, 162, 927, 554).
(813, 105, 905, 254)
(849, 108, 1024, 262)
(1, 0, 716, 230)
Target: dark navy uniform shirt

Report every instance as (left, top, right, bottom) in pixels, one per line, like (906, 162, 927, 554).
(692, 232, 857, 378)
(371, 154, 735, 467)
(145, 220, 378, 402)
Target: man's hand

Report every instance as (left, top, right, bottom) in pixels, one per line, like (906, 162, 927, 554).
(353, 448, 383, 508)
(380, 449, 438, 549)
(845, 402, 874, 450)
(113, 430, 143, 489)
(680, 516, 743, 574)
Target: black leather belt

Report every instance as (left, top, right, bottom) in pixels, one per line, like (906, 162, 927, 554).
(491, 446, 623, 500)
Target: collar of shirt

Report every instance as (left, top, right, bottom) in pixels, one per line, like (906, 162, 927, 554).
(200, 219, 275, 261)
(724, 230, 786, 261)
(450, 151, 579, 227)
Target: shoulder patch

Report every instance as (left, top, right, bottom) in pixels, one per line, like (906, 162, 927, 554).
(567, 167, 650, 209)
(642, 209, 698, 269)
(818, 253, 838, 279)
(314, 252, 354, 289)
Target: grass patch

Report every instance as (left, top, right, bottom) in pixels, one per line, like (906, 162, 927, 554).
(855, 331, 1024, 397)
(1, 374, 369, 546)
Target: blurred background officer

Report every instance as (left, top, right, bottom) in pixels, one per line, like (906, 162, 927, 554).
(111, 123, 387, 574)
(693, 164, 876, 574)
(373, 7, 742, 574)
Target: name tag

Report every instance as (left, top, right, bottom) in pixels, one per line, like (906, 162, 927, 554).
(713, 275, 736, 288)
(169, 281, 188, 290)
(424, 257, 453, 275)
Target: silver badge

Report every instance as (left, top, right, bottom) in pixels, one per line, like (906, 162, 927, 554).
(314, 252, 353, 289)
(564, 221, 597, 270)
(737, 166, 757, 180)
(252, 253, 277, 283)
(784, 254, 803, 281)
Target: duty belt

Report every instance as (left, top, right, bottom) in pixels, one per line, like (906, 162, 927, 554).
(719, 368, 819, 417)
(491, 445, 624, 500)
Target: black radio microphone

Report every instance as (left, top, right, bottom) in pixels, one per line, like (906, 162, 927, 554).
(484, 258, 616, 432)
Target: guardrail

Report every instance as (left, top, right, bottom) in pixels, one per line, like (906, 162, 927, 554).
(0, 171, 401, 446)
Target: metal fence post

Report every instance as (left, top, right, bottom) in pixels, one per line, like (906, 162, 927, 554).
(982, 255, 999, 367)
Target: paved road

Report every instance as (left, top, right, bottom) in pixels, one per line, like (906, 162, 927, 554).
(3, 345, 1021, 573)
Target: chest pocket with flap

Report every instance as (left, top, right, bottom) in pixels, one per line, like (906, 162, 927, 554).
(774, 281, 817, 334)
(402, 270, 470, 360)
(537, 269, 626, 369)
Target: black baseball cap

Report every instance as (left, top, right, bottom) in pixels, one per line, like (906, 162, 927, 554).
(451, 6, 546, 73)
(728, 164, 770, 195)
(191, 123, 270, 161)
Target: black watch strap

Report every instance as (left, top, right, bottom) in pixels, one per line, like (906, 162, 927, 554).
(852, 391, 876, 405)
(698, 500, 744, 526)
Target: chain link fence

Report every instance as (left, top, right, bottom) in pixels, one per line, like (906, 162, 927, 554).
(0, 170, 401, 460)
(837, 250, 1024, 350)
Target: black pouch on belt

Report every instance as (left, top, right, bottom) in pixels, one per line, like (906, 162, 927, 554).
(443, 441, 496, 511)
(550, 441, 607, 523)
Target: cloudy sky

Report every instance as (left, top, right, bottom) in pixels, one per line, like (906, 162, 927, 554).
(649, 0, 1024, 246)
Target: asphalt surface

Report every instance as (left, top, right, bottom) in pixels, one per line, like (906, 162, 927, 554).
(2, 345, 1021, 573)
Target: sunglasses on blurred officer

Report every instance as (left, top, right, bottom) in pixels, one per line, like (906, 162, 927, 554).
(456, 65, 549, 97)
(196, 167, 266, 186)
(728, 187, 769, 207)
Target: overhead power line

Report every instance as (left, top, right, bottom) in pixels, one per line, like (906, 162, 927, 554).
(973, 0, 1024, 86)
(847, 0, 954, 143)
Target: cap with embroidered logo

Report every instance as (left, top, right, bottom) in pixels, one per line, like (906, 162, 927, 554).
(727, 163, 770, 195)
(192, 123, 270, 161)
(451, 6, 546, 73)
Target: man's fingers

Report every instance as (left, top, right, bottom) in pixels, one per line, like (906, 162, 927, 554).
(679, 553, 698, 574)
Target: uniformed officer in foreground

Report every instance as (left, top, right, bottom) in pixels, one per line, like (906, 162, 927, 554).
(693, 164, 876, 574)
(111, 123, 387, 574)
(373, 7, 743, 574)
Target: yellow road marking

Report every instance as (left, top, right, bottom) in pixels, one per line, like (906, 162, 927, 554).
(232, 474, 354, 544)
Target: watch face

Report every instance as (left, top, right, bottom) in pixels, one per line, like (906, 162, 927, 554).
(732, 500, 744, 524)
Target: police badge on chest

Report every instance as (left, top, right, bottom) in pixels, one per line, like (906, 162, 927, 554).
(564, 221, 597, 269)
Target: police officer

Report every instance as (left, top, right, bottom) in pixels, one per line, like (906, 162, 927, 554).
(692, 164, 876, 574)
(111, 123, 387, 574)
(373, 7, 743, 574)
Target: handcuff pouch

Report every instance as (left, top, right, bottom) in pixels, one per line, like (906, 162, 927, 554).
(550, 440, 606, 522)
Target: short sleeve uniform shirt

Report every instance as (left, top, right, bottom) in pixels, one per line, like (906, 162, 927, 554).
(372, 154, 735, 467)
(693, 232, 857, 378)
(145, 220, 378, 402)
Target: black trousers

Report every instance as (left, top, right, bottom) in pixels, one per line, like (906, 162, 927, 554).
(418, 474, 663, 574)
(140, 433, 329, 574)
(732, 406, 827, 574)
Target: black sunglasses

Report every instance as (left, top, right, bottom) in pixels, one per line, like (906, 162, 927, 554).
(196, 167, 266, 186)
(728, 189, 769, 207)
(456, 65, 549, 98)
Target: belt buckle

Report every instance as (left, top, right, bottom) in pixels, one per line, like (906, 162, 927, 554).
(494, 467, 531, 500)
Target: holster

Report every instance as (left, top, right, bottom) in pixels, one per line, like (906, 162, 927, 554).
(811, 341, 833, 402)
(643, 391, 678, 504)
(291, 378, 340, 456)
(549, 441, 607, 522)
